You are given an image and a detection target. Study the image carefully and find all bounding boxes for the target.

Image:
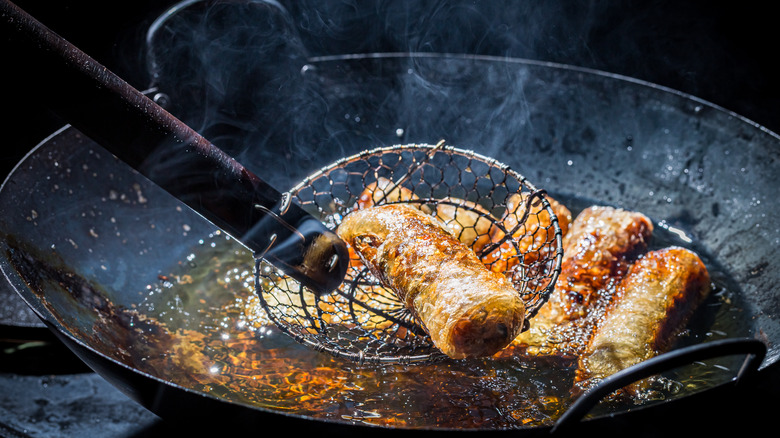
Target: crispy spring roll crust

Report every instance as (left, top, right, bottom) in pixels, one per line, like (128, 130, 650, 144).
(574, 247, 711, 395)
(356, 177, 496, 251)
(497, 206, 653, 360)
(481, 194, 572, 275)
(435, 197, 498, 253)
(553, 206, 653, 320)
(357, 177, 425, 211)
(357, 180, 571, 277)
(337, 204, 526, 359)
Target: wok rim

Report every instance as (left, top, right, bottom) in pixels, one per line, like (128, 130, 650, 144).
(1, 53, 777, 431)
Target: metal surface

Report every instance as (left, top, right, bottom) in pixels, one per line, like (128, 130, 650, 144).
(0, 0, 349, 296)
(2, 52, 778, 432)
(259, 143, 563, 364)
(2, 0, 780, 435)
(552, 337, 766, 432)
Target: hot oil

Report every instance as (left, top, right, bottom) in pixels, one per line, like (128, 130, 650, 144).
(130, 230, 571, 428)
(125, 198, 751, 429)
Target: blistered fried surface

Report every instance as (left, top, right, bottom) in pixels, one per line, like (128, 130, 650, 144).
(498, 206, 653, 359)
(337, 203, 525, 359)
(574, 247, 711, 395)
(482, 193, 572, 274)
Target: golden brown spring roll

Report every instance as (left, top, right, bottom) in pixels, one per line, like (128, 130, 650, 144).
(356, 177, 425, 210)
(434, 197, 498, 253)
(481, 193, 572, 275)
(337, 203, 526, 359)
(502, 193, 573, 248)
(549, 206, 653, 321)
(497, 206, 653, 360)
(357, 180, 571, 276)
(573, 247, 711, 396)
(356, 177, 496, 251)
(350, 177, 426, 270)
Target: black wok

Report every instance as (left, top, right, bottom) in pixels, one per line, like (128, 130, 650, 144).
(1, 0, 779, 435)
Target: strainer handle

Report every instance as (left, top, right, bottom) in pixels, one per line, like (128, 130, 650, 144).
(551, 337, 767, 433)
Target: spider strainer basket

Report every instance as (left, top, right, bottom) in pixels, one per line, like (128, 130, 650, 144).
(255, 143, 563, 364)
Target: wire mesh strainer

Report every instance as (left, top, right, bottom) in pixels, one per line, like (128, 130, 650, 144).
(255, 142, 563, 364)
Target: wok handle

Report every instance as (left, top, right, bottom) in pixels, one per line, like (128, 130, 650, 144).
(551, 337, 767, 433)
(0, 0, 348, 295)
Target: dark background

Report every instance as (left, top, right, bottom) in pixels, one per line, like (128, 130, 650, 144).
(1, 1, 778, 437)
(3, 0, 779, 178)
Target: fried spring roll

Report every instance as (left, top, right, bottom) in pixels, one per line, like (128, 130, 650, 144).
(356, 177, 496, 251)
(356, 177, 427, 211)
(497, 206, 653, 360)
(573, 247, 711, 396)
(481, 193, 572, 274)
(550, 206, 653, 320)
(357, 180, 572, 276)
(337, 203, 526, 359)
(434, 197, 498, 253)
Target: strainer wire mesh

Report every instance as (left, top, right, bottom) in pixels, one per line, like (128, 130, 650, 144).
(254, 143, 563, 364)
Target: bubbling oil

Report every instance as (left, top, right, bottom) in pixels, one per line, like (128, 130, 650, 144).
(128, 200, 751, 429)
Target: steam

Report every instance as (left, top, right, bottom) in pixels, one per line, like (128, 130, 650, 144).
(142, 0, 726, 190)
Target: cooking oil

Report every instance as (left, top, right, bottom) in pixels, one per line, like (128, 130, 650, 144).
(111, 202, 751, 429)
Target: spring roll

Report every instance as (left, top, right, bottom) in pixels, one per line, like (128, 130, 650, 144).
(497, 206, 653, 360)
(482, 193, 572, 298)
(573, 247, 711, 396)
(358, 180, 571, 275)
(356, 177, 496, 251)
(481, 193, 572, 275)
(356, 177, 426, 210)
(337, 203, 526, 359)
(434, 197, 499, 253)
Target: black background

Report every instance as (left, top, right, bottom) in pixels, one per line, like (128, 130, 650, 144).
(3, 0, 780, 177)
(1, 1, 778, 437)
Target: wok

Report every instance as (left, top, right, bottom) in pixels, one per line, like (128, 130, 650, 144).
(0, 0, 349, 297)
(1, 0, 778, 435)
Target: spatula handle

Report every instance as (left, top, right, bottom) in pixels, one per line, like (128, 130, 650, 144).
(0, 0, 347, 294)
